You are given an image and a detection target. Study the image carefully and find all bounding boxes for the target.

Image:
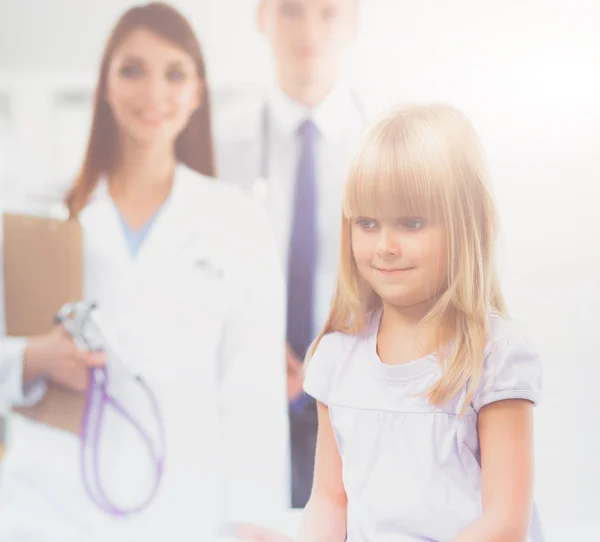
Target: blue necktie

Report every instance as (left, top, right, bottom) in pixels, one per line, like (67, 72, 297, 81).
(287, 119, 317, 361)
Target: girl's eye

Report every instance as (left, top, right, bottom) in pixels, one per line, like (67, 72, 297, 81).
(399, 217, 425, 230)
(355, 217, 379, 230)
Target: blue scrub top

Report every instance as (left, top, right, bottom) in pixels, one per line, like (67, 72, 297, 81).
(117, 210, 161, 258)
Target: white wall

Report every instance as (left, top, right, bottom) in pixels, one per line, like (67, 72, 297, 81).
(0, 0, 271, 87)
(1, 0, 599, 534)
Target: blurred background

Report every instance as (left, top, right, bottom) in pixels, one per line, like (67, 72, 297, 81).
(1, 0, 599, 538)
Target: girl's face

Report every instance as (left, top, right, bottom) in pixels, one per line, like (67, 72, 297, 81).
(351, 214, 449, 310)
(105, 27, 202, 149)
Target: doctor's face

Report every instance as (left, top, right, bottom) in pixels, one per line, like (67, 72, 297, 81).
(105, 27, 202, 148)
(258, 0, 357, 88)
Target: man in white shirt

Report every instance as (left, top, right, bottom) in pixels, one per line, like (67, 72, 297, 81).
(215, 0, 364, 509)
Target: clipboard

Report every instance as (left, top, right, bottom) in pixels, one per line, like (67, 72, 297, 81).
(2, 212, 85, 434)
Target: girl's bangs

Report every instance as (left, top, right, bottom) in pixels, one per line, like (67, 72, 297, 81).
(342, 123, 448, 221)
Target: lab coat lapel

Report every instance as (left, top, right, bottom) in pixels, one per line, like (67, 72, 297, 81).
(134, 164, 212, 270)
(81, 180, 131, 266)
(82, 167, 203, 270)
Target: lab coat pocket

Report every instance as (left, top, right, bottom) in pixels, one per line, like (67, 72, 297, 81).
(175, 245, 230, 311)
(146, 242, 227, 309)
(127, 245, 230, 376)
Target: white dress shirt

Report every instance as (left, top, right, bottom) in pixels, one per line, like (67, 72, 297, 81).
(216, 83, 366, 336)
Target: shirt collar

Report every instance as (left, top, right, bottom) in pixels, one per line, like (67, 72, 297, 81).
(268, 82, 356, 142)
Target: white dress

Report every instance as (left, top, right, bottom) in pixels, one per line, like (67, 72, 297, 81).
(304, 310, 544, 542)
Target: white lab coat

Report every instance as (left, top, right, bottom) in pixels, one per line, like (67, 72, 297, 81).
(0, 164, 290, 541)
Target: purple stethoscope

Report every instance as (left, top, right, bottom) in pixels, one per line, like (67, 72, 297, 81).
(55, 301, 166, 516)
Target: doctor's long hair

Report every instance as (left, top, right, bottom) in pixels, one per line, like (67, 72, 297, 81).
(66, 2, 215, 217)
(309, 104, 506, 412)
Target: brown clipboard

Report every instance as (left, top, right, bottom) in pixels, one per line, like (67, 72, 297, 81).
(2, 212, 85, 434)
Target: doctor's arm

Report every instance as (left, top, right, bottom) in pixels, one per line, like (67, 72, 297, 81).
(218, 204, 290, 536)
(0, 258, 104, 403)
(0, 334, 39, 406)
(0, 254, 47, 405)
(0, 249, 38, 404)
(449, 399, 535, 542)
(1, 325, 105, 405)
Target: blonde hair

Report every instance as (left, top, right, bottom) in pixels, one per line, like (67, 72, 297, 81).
(308, 103, 506, 411)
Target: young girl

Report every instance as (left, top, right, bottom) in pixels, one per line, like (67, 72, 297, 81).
(298, 104, 544, 542)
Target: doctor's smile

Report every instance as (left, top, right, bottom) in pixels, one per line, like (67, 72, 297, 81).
(131, 109, 172, 126)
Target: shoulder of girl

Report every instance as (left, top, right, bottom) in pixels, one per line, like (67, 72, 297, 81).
(487, 312, 524, 344)
(310, 330, 356, 362)
(485, 312, 540, 362)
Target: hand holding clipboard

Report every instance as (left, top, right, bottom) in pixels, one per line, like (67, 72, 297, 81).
(2, 212, 88, 433)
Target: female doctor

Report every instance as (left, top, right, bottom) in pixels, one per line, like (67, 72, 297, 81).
(0, 3, 290, 541)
